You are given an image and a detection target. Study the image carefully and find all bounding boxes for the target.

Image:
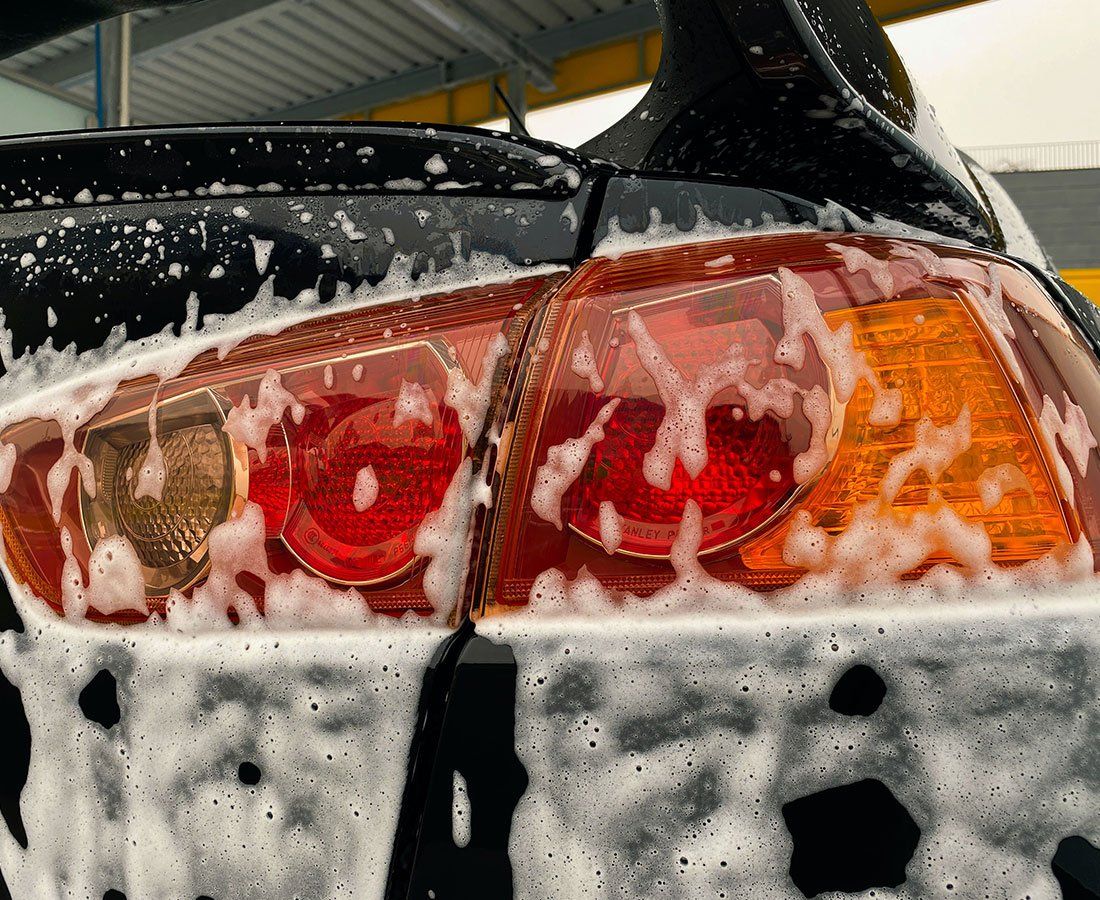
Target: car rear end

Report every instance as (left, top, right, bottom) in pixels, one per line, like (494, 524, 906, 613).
(0, 1, 1097, 899)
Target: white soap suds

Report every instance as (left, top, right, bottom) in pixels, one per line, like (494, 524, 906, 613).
(0, 583, 442, 897)
(0, 238, 562, 453)
(569, 330, 604, 393)
(627, 310, 747, 489)
(598, 501, 622, 554)
(444, 332, 510, 444)
(393, 379, 433, 428)
(60, 528, 148, 619)
(46, 417, 99, 523)
(775, 266, 902, 428)
(825, 241, 895, 297)
(413, 459, 477, 622)
(424, 154, 448, 175)
(161, 501, 398, 631)
(484, 591, 1100, 900)
(976, 462, 1033, 511)
(0, 441, 15, 493)
(250, 235, 275, 275)
(888, 239, 946, 277)
(222, 369, 305, 463)
(383, 178, 426, 192)
(968, 263, 1024, 383)
(334, 209, 367, 241)
(879, 405, 971, 504)
(131, 394, 167, 502)
(452, 770, 471, 848)
(1038, 391, 1097, 504)
(626, 306, 836, 489)
(531, 399, 621, 529)
(352, 465, 379, 513)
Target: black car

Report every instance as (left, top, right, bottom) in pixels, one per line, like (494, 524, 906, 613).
(0, 1, 1097, 898)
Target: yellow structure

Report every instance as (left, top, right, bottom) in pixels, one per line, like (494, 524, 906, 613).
(1062, 269, 1100, 305)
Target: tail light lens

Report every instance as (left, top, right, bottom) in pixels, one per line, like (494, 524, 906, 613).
(3, 232, 1098, 626)
(0, 276, 557, 623)
(481, 233, 1099, 611)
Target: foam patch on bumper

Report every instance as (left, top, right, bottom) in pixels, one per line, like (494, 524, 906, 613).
(482, 591, 1100, 899)
(0, 594, 445, 898)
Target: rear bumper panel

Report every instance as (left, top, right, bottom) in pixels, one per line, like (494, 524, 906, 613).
(483, 592, 1100, 899)
(0, 589, 447, 898)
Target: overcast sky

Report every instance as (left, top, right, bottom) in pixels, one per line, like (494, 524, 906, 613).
(504, 0, 1099, 153)
(888, 0, 1099, 148)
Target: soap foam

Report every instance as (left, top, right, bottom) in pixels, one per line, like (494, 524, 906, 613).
(445, 333, 510, 445)
(0, 587, 443, 897)
(598, 501, 622, 555)
(826, 241, 896, 298)
(976, 462, 1033, 512)
(222, 369, 306, 463)
(530, 399, 620, 529)
(483, 591, 1100, 900)
(1038, 391, 1097, 505)
(569, 330, 604, 393)
(393, 379, 433, 428)
(60, 528, 148, 620)
(352, 465, 379, 513)
(775, 267, 902, 429)
(131, 392, 167, 503)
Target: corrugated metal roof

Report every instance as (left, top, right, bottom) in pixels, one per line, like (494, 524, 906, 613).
(1, 0, 653, 125)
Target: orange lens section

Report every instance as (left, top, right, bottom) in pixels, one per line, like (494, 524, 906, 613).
(740, 296, 1069, 575)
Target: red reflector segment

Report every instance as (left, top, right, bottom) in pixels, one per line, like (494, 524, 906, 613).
(279, 344, 464, 586)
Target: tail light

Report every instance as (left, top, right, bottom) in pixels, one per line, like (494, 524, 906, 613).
(0, 276, 557, 623)
(2, 232, 1098, 627)
(480, 233, 1100, 611)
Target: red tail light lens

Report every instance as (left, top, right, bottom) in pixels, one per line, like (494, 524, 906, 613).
(480, 233, 1099, 612)
(0, 276, 556, 622)
(541, 273, 834, 559)
(276, 342, 464, 586)
(3, 231, 1099, 626)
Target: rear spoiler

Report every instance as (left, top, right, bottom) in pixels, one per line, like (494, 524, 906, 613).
(584, 0, 1000, 248)
(0, 1, 198, 60)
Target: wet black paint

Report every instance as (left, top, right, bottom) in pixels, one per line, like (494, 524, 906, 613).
(0, 668, 29, 850)
(1054, 835, 1100, 899)
(238, 762, 262, 786)
(79, 669, 121, 730)
(783, 778, 920, 897)
(386, 624, 527, 900)
(829, 664, 887, 717)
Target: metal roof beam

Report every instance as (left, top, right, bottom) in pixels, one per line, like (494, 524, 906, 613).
(0, 65, 96, 111)
(405, 0, 555, 92)
(23, 0, 290, 88)
(267, 2, 658, 120)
